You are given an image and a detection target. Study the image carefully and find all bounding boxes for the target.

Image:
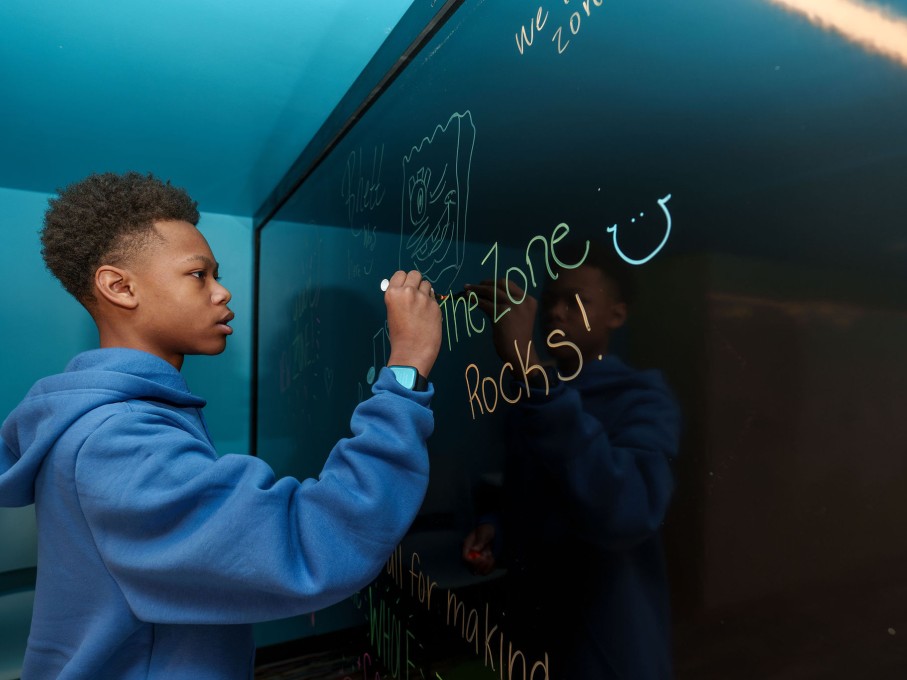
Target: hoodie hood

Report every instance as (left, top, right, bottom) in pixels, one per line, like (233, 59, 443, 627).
(0, 348, 205, 507)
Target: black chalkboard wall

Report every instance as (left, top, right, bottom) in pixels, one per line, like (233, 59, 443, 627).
(253, 0, 907, 677)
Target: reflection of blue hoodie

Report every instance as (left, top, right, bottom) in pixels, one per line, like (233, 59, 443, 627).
(498, 355, 681, 680)
(0, 348, 433, 679)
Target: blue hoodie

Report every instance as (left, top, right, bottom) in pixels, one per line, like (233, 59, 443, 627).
(492, 355, 681, 679)
(0, 348, 433, 679)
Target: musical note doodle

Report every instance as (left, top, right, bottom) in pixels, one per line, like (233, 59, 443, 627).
(366, 323, 390, 385)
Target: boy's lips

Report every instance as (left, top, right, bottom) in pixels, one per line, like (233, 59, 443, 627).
(216, 311, 235, 334)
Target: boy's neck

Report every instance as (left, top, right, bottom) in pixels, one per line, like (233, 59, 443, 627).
(97, 331, 184, 371)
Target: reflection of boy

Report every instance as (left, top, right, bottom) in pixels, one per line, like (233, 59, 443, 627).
(462, 242, 681, 679)
(0, 172, 442, 679)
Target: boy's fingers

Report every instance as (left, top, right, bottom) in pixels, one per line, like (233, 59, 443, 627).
(402, 269, 425, 288)
(385, 270, 408, 289)
(386, 270, 433, 297)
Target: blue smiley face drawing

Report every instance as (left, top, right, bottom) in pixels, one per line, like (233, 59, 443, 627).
(606, 193, 673, 266)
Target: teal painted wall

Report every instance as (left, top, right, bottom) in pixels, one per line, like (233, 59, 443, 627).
(184, 210, 254, 455)
(0, 186, 253, 678)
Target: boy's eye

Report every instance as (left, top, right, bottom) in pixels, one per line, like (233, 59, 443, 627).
(191, 270, 223, 282)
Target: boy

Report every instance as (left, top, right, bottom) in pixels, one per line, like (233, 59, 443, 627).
(0, 171, 442, 679)
(462, 241, 681, 679)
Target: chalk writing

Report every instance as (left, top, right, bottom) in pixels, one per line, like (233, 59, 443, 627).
(402, 548, 550, 679)
(480, 223, 582, 322)
(438, 289, 486, 351)
(368, 588, 416, 678)
(437, 221, 581, 352)
(280, 239, 323, 397)
(289, 287, 320, 377)
(437, 193, 673, 360)
(447, 595, 549, 680)
(409, 552, 440, 610)
(607, 193, 673, 265)
(401, 111, 475, 294)
(342, 145, 386, 227)
(464, 326, 584, 420)
(515, 0, 605, 55)
(349, 583, 426, 680)
(342, 146, 383, 282)
(385, 542, 406, 590)
(348, 247, 375, 280)
(447, 194, 673, 414)
(342, 649, 423, 680)
(356, 545, 553, 678)
(576, 292, 591, 330)
(515, 7, 548, 54)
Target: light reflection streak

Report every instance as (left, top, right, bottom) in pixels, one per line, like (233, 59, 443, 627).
(766, 0, 907, 68)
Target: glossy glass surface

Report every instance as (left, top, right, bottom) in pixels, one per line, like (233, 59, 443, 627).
(257, 1, 907, 676)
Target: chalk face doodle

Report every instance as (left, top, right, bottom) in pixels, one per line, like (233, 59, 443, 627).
(607, 193, 673, 265)
(400, 110, 476, 294)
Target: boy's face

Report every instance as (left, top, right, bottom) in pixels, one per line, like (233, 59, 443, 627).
(539, 265, 626, 369)
(129, 220, 233, 368)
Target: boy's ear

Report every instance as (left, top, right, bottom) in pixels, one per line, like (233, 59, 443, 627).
(94, 266, 138, 310)
(607, 301, 628, 330)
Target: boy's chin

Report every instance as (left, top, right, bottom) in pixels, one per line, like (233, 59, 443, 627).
(192, 343, 228, 357)
(546, 344, 580, 362)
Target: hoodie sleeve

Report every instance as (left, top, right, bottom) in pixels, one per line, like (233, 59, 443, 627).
(510, 373, 680, 551)
(74, 374, 433, 625)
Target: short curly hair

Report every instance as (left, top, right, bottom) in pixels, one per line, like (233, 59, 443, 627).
(41, 171, 200, 305)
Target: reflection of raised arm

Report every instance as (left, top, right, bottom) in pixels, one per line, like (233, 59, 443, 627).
(384, 269, 442, 379)
(465, 278, 542, 369)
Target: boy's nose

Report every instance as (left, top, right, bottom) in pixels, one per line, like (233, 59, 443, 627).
(545, 300, 567, 322)
(213, 282, 232, 304)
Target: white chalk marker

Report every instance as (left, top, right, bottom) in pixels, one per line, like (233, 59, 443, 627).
(381, 276, 447, 301)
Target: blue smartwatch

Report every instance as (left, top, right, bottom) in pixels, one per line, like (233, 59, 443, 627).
(387, 365, 429, 392)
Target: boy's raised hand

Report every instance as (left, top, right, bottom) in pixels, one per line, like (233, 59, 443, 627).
(464, 278, 540, 369)
(384, 270, 442, 379)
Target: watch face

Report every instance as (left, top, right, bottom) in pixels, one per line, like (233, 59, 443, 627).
(389, 365, 418, 389)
